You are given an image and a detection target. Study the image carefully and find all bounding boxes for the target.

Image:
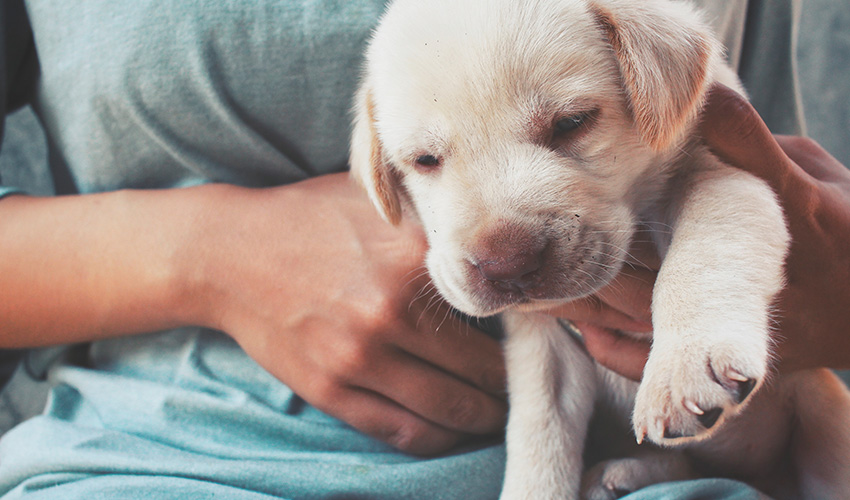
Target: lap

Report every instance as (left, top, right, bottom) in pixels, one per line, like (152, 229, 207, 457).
(0, 330, 506, 499)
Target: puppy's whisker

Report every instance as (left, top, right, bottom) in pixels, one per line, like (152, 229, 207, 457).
(598, 242, 654, 270)
(434, 302, 455, 333)
(587, 229, 636, 234)
(402, 267, 431, 289)
(418, 289, 452, 332)
(412, 285, 440, 330)
(574, 267, 602, 285)
(407, 278, 437, 312)
(638, 221, 675, 233)
(409, 281, 436, 309)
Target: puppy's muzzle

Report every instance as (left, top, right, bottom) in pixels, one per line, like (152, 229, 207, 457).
(474, 248, 545, 293)
(466, 223, 551, 301)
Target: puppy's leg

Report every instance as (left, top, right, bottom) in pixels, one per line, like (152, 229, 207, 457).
(581, 449, 696, 500)
(500, 312, 597, 500)
(633, 160, 789, 445)
(581, 368, 697, 499)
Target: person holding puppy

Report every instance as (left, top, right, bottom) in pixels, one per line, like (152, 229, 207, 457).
(0, 0, 846, 498)
(571, 84, 850, 382)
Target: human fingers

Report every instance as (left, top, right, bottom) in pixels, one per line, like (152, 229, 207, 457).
(545, 296, 651, 333)
(313, 382, 467, 456)
(397, 275, 508, 398)
(574, 321, 650, 381)
(775, 135, 850, 186)
(544, 263, 655, 332)
(698, 84, 817, 203)
(353, 343, 508, 436)
(397, 306, 508, 399)
(594, 264, 656, 326)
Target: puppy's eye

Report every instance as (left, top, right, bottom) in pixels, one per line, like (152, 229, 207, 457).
(414, 154, 441, 170)
(554, 113, 589, 134)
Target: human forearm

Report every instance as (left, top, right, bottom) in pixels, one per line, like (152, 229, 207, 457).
(699, 85, 850, 371)
(0, 185, 227, 347)
(0, 174, 509, 454)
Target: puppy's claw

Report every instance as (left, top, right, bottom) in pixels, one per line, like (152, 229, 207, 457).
(727, 368, 749, 383)
(606, 483, 633, 498)
(683, 399, 704, 415)
(635, 426, 647, 445)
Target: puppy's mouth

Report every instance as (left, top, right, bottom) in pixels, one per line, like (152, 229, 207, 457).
(436, 229, 627, 318)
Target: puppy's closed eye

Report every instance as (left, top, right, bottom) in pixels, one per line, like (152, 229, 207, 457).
(548, 110, 597, 152)
(553, 110, 596, 137)
(414, 154, 442, 171)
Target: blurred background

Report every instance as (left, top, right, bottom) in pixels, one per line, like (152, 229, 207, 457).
(798, 0, 849, 167)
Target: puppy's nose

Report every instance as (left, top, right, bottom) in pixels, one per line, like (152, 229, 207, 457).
(475, 250, 544, 292)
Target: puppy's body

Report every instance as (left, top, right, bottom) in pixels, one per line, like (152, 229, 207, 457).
(351, 0, 850, 498)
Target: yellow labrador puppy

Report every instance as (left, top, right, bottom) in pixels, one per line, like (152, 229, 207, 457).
(350, 0, 850, 498)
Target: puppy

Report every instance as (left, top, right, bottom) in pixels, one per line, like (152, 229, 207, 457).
(350, 0, 850, 498)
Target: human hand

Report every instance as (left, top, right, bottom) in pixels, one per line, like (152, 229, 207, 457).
(191, 173, 507, 456)
(547, 83, 850, 380)
(544, 235, 656, 381)
(699, 84, 850, 372)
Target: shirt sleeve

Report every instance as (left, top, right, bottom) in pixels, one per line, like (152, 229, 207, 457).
(0, 0, 40, 199)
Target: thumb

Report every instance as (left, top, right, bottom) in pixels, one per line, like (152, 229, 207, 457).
(574, 321, 649, 382)
(698, 84, 816, 204)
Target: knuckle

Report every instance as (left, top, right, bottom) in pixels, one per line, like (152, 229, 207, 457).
(381, 421, 431, 454)
(792, 136, 821, 155)
(308, 376, 344, 406)
(729, 110, 764, 145)
(477, 366, 508, 398)
(703, 87, 764, 142)
(446, 394, 482, 430)
(330, 338, 373, 378)
(355, 292, 402, 334)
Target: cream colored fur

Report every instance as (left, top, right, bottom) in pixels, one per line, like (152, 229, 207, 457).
(350, 0, 850, 498)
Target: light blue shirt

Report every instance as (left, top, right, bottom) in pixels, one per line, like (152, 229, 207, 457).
(0, 0, 813, 498)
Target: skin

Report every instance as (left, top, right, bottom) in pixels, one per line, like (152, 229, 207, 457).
(0, 173, 507, 456)
(553, 84, 850, 380)
(3, 84, 845, 457)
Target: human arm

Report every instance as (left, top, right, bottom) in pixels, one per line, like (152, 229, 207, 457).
(699, 84, 850, 372)
(559, 85, 850, 380)
(0, 172, 507, 455)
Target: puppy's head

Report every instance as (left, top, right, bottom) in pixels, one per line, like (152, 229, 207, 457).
(351, 0, 721, 316)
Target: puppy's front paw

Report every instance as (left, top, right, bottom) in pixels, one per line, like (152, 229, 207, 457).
(632, 334, 768, 445)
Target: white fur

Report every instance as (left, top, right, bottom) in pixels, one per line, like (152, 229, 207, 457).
(351, 0, 850, 498)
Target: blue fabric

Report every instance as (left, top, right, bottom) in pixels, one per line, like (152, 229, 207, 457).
(0, 0, 815, 498)
(623, 479, 769, 500)
(0, 331, 505, 499)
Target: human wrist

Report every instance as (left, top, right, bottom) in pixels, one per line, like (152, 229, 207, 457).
(164, 183, 253, 334)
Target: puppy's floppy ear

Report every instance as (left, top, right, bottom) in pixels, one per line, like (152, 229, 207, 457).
(590, 0, 720, 151)
(350, 87, 403, 225)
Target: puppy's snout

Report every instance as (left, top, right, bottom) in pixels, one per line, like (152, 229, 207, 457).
(470, 226, 548, 293)
(475, 251, 543, 291)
